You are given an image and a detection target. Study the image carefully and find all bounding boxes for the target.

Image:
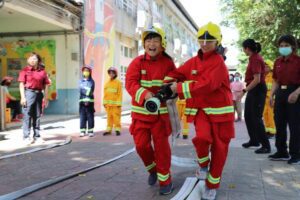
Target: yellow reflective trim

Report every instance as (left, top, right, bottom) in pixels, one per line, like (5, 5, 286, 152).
(79, 98, 94, 102)
(140, 80, 164, 88)
(203, 106, 234, 115)
(103, 100, 122, 105)
(85, 87, 91, 96)
(131, 106, 168, 115)
(164, 76, 174, 81)
(146, 162, 156, 171)
(107, 88, 118, 93)
(207, 173, 220, 184)
(182, 82, 192, 99)
(265, 127, 276, 134)
(135, 87, 146, 103)
(185, 108, 198, 115)
(198, 156, 209, 164)
(157, 173, 169, 182)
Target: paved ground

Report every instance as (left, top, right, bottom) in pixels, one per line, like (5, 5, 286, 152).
(0, 113, 299, 200)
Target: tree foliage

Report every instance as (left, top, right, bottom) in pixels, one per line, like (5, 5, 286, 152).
(220, 0, 300, 71)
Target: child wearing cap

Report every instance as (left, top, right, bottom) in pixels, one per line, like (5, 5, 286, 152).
(79, 66, 95, 137)
(102, 67, 123, 136)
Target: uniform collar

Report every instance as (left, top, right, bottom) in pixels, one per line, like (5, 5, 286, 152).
(144, 52, 163, 61)
(279, 53, 297, 62)
(26, 65, 41, 71)
(198, 49, 216, 60)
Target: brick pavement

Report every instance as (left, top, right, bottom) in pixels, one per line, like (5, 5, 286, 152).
(0, 115, 299, 200)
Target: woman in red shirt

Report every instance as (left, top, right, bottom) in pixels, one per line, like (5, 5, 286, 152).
(269, 35, 300, 165)
(238, 39, 271, 154)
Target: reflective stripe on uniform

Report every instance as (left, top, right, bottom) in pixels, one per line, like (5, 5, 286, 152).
(140, 80, 164, 88)
(265, 127, 276, 134)
(198, 156, 209, 164)
(103, 100, 122, 105)
(135, 87, 146, 103)
(207, 173, 220, 184)
(164, 76, 174, 81)
(182, 128, 189, 133)
(146, 162, 156, 171)
(79, 98, 94, 102)
(203, 106, 234, 115)
(131, 105, 168, 115)
(107, 88, 118, 93)
(85, 87, 91, 96)
(157, 173, 170, 182)
(184, 108, 198, 116)
(182, 82, 192, 99)
(266, 83, 272, 90)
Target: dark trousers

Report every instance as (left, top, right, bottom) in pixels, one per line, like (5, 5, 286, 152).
(22, 90, 43, 139)
(79, 103, 95, 133)
(274, 86, 300, 159)
(7, 100, 21, 119)
(244, 83, 270, 149)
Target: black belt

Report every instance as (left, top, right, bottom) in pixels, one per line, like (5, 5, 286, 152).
(25, 88, 42, 93)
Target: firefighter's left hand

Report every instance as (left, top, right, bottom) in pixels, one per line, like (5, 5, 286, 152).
(288, 91, 299, 104)
(170, 82, 177, 93)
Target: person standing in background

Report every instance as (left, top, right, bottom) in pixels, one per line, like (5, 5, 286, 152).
(238, 39, 271, 154)
(176, 99, 189, 139)
(263, 60, 276, 138)
(18, 52, 50, 145)
(79, 65, 95, 137)
(268, 35, 300, 165)
(102, 67, 123, 136)
(230, 72, 244, 122)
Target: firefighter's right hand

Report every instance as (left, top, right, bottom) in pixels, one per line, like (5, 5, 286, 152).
(144, 92, 154, 100)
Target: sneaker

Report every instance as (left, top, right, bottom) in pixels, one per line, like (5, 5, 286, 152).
(148, 172, 157, 186)
(80, 132, 85, 137)
(254, 147, 271, 154)
(196, 167, 208, 180)
(242, 142, 260, 148)
(183, 135, 188, 139)
(287, 158, 300, 165)
(268, 152, 290, 161)
(159, 182, 173, 195)
(103, 132, 111, 136)
(88, 132, 94, 137)
(116, 131, 121, 136)
(23, 137, 33, 145)
(201, 186, 217, 200)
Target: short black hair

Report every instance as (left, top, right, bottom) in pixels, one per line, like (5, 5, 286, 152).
(278, 34, 298, 51)
(242, 39, 261, 53)
(144, 33, 161, 42)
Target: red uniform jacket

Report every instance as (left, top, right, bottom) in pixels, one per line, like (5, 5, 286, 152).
(126, 53, 176, 122)
(165, 50, 234, 123)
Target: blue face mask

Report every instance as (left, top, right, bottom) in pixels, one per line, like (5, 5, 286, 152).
(234, 77, 240, 81)
(279, 47, 292, 56)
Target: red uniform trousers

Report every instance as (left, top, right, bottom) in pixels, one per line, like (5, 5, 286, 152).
(192, 110, 234, 189)
(130, 117, 172, 186)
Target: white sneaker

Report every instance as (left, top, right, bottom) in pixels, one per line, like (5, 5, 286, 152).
(201, 186, 217, 200)
(80, 132, 85, 137)
(196, 167, 208, 180)
(88, 132, 94, 137)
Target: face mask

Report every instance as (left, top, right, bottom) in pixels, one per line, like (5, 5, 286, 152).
(83, 71, 90, 77)
(234, 77, 239, 81)
(279, 47, 292, 56)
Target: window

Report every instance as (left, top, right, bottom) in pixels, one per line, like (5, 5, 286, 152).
(120, 45, 134, 58)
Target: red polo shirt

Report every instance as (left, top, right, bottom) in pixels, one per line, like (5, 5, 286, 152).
(18, 65, 50, 90)
(273, 54, 300, 85)
(244, 53, 265, 86)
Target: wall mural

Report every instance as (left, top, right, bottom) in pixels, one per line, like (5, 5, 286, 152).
(0, 40, 57, 100)
(84, 0, 115, 112)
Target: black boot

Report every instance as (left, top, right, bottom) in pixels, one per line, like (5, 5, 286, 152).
(159, 182, 173, 195)
(148, 172, 157, 186)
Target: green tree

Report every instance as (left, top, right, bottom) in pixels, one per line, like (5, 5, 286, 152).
(220, 0, 300, 70)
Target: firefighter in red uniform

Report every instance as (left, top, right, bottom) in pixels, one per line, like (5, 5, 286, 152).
(125, 26, 176, 195)
(165, 22, 234, 200)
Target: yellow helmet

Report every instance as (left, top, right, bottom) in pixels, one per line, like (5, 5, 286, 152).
(197, 22, 222, 45)
(264, 59, 274, 70)
(142, 26, 167, 49)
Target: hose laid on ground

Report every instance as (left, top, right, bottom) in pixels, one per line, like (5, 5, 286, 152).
(0, 147, 135, 200)
(0, 136, 72, 160)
